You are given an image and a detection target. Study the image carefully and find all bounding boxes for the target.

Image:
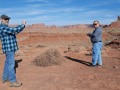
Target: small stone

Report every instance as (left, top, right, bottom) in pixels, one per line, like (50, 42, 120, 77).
(118, 48, 120, 51)
(113, 66, 118, 68)
(64, 51, 68, 53)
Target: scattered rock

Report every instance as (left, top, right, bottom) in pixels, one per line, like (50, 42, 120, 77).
(68, 47, 71, 52)
(64, 51, 68, 53)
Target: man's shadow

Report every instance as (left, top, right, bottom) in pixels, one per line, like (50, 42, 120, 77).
(64, 56, 91, 67)
(14, 59, 22, 73)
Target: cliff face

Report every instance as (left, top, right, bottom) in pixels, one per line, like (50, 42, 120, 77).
(109, 21, 120, 28)
(108, 16, 120, 28)
(104, 16, 120, 49)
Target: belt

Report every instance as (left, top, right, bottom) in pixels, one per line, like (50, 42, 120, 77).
(94, 41, 102, 43)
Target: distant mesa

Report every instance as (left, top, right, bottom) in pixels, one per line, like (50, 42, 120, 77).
(62, 24, 93, 29)
(23, 16, 120, 29)
(26, 23, 93, 29)
(10, 16, 120, 29)
(30, 23, 45, 27)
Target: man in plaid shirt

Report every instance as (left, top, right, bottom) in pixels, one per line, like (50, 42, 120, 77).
(0, 14, 26, 87)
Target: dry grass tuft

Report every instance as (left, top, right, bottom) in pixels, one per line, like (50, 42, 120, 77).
(33, 48, 63, 67)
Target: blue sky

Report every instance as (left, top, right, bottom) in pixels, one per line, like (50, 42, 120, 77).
(0, 0, 120, 25)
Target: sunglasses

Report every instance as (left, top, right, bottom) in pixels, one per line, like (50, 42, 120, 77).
(4, 19, 9, 20)
(93, 23, 97, 25)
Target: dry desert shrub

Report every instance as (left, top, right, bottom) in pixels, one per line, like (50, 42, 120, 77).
(33, 48, 63, 67)
(35, 44, 46, 48)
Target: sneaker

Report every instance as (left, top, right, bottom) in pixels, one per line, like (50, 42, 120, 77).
(97, 65, 102, 67)
(90, 64, 97, 67)
(10, 82, 22, 87)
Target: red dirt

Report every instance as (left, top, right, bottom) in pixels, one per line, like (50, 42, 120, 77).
(109, 21, 120, 28)
(0, 23, 120, 90)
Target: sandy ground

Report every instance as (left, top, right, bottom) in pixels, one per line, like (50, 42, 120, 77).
(0, 26, 120, 90)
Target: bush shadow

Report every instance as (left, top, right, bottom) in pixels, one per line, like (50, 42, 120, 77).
(14, 59, 22, 73)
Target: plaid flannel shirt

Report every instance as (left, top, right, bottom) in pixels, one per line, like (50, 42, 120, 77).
(0, 24, 25, 53)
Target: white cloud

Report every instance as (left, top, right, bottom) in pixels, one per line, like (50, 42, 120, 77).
(0, 6, 85, 17)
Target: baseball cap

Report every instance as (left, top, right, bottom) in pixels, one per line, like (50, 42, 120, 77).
(0, 14, 11, 20)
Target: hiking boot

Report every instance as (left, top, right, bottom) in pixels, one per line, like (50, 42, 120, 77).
(10, 82, 22, 87)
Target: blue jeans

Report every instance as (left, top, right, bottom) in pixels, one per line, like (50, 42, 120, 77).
(2, 51, 16, 82)
(92, 42, 103, 65)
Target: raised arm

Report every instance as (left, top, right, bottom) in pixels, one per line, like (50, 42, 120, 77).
(0, 20, 26, 34)
(0, 24, 25, 34)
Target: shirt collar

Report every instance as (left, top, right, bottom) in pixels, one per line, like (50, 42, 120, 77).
(95, 26, 100, 29)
